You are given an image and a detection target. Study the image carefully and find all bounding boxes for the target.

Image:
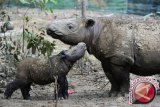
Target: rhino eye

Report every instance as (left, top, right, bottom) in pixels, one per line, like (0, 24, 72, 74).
(67, 23, 75, 31)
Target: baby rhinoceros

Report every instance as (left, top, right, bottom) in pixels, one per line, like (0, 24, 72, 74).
(4, 42, 86, 100)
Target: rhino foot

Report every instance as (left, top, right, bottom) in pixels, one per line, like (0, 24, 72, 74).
(108, 90, 129, 97)
(108, 91, 119, 97)
(107, 81, 129, 97)
(4, 95, 10, 99)
(55, 91, 68, 100)
(57, 90, 68, 100)
(119, 80, 129, 97)
(23, 96, 32, 100)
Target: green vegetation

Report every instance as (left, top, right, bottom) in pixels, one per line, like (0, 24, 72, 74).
(0, 11, 56, 63)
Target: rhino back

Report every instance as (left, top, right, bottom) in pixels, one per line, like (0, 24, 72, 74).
(92, 17, 160, 67)
(30, 57, 70, 85)
(16, 56, 70, 85)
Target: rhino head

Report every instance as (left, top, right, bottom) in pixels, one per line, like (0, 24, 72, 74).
(47, 18, 96, 45)
(60, 42, 86, 63)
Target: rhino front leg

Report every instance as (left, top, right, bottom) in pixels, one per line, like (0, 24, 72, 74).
(119, 68, 130, 96)
(102, 63, 120, 97)
(57, 76, 68, 99)
(110, 64, 130, 96)
(109, 55, 132, 96)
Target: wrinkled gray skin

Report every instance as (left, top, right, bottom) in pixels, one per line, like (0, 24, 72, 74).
(4, 42, 86, 100)
(47, 17, 160, 97)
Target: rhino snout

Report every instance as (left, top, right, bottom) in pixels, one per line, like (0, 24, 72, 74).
(78, 42, 86, 50)
(47, 27, 63, 38)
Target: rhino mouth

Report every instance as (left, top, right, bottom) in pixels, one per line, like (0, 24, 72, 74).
(47, 28, 64, 39)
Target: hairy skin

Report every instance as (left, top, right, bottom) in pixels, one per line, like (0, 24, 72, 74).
(4, 42, 86, 100)
(47, 16, 160, 97)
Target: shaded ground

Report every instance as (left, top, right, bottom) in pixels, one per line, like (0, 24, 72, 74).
(1, 67, 160, 107)
(0, 7, 160, 107)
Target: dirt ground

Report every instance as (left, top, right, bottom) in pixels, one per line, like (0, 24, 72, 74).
(0, 7, 160, 107)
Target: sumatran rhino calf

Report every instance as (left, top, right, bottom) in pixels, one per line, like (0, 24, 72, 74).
(47, 16, 160, 97)
(4, 42, 86, 100)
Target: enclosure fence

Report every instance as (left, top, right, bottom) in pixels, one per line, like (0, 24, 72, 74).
(1, 0, 160, 15)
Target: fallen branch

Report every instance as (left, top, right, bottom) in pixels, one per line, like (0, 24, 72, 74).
(100, 81, 110, 91)
(54, 76, 58, 107)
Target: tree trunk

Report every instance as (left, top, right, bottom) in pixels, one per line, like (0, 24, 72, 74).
(0, 0, 4, 10)
(81, 0, 86, 18)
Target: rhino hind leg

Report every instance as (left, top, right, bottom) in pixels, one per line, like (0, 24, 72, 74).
(102, 63, 120, 97)
(20, 82, 32, 100)
(4, 79, 26, 99)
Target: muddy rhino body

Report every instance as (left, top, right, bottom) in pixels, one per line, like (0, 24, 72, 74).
(4, 42, 86, 99)
(47, 15, 160, 97)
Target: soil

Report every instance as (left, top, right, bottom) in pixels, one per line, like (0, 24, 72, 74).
(0, 7, 160, 107)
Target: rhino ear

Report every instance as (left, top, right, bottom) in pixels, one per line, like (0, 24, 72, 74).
(85, 19, 95, 28)
(60, 51, 66, 59)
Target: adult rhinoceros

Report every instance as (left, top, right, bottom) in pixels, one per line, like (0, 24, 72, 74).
(46, 16, 160, 97)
